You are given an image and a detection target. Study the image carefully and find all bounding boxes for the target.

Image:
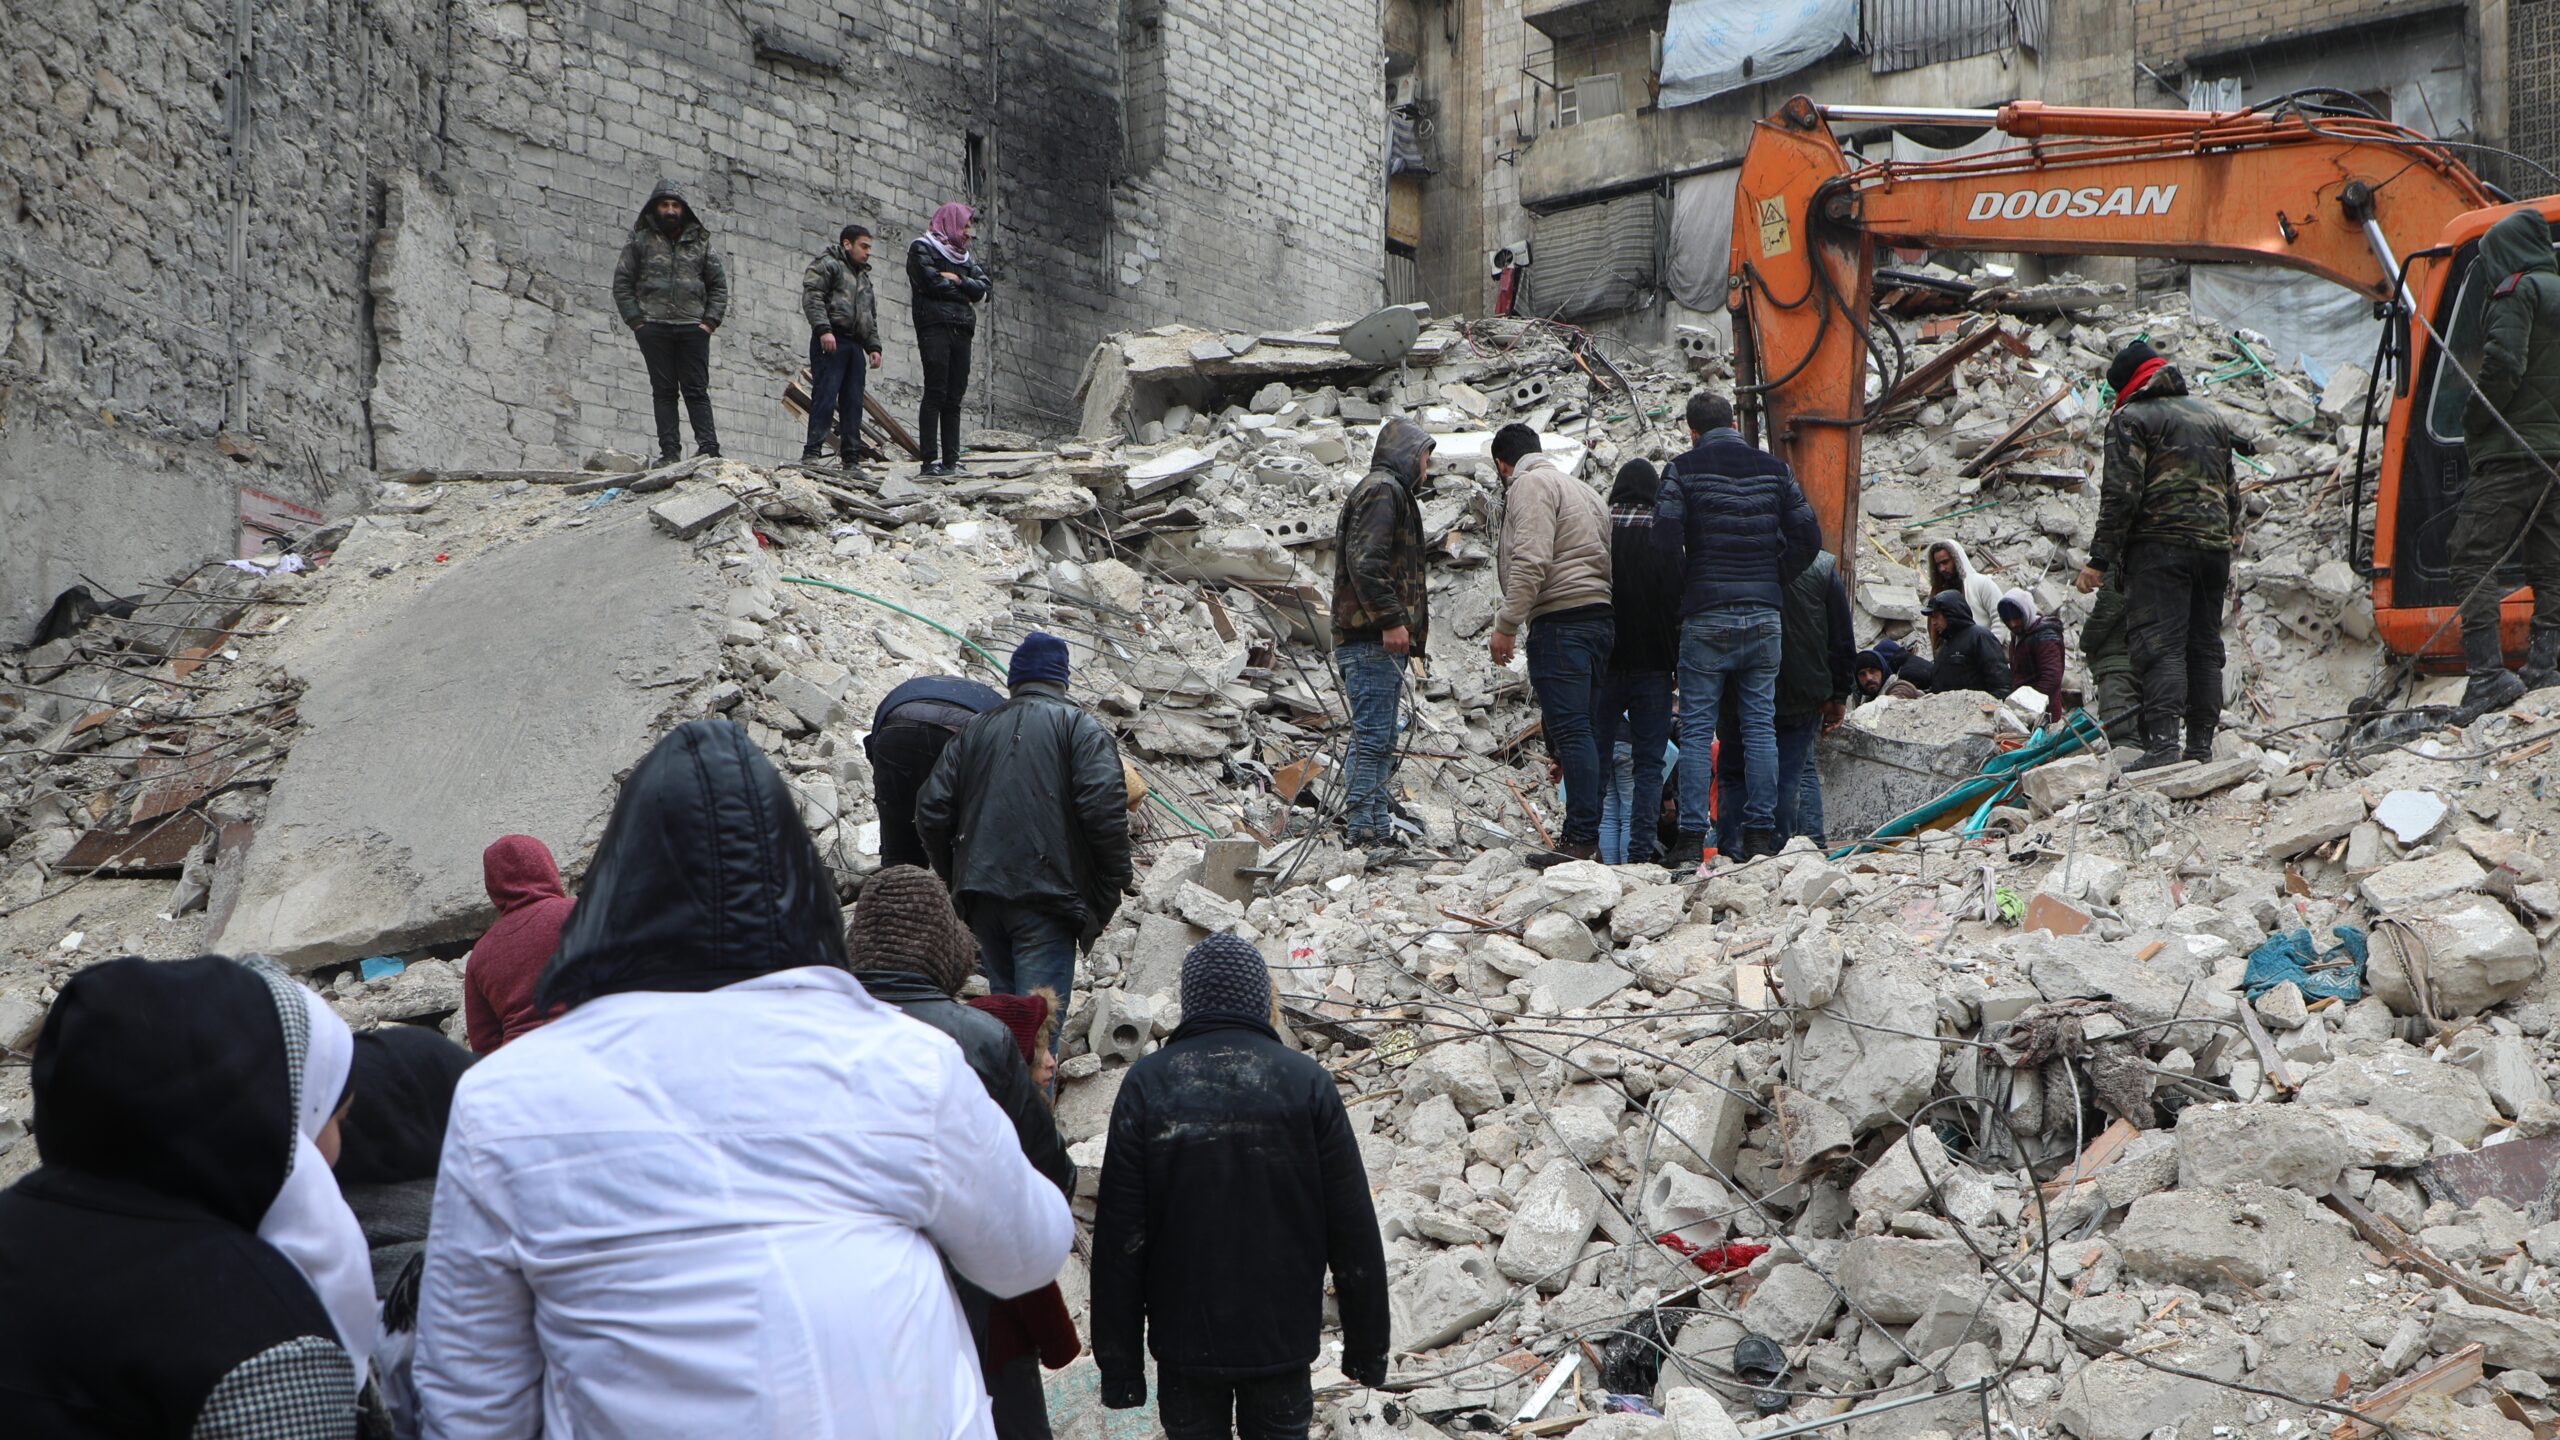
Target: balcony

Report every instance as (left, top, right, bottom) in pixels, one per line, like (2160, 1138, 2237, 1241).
(1525, 0, 1667, 43)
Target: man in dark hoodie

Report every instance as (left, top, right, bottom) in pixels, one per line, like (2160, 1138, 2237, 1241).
(799, 223, 884, 472)
(612, 181, 729, 464)
(866, 673, 1004, 870)
(1331, 417, 1434, 850)
(462, 834, 573, 1054)
(2075, 338, 2248, 768)
(1093, 935, 1389, 1438)
(1596, 459, 1681, 863)
(2449, 207, 2560, 716)
(1923, 590, 2014, 699)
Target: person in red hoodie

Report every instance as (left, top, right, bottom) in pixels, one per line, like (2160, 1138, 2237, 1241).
(1997, 588, 2069, 726)
(966, 989, 1083, 1422)
(461, 836, 573, 1054)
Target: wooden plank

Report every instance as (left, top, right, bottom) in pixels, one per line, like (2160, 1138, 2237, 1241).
(2325, 1189, 2529, 1313)
(2330, 1343, 2484, 1440)
(2039, 1119, 2140, 1198)
(863, 391, 923, 460)
(2236, 1001, 2297, 1095)
(1958, 383, 2070, 478)
(1882, 320, 2010, 410)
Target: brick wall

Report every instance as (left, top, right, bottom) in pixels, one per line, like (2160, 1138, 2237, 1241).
(2132, 0, 2428, 63)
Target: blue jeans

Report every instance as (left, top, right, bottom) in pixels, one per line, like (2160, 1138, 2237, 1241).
(1677, 608, 1783, 834)
(1797, 743, 1827, 845)
(1715, 711, 1820, 852)
(969, 907, 1081, 1058)
(1525, 615, 1614, 845)
(804, 334, 867, 457)
(1595, 670, 1674, 862)
(1336, 640, 1406, 840)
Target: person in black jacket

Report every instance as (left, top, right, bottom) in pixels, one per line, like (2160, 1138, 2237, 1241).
(1595, 459, 1680, 863)
(1654, 391, 1822, 864)
(1923, 590, 2014, 698)
(1714, 550, 1852, 851)
(867, 674, 1003, 869)
(909, 202, 992, 476)
(0, 954, 364, 1437)
(848, 865, 1071, 1440)
(1093, 935, 1389, 1438)
(916, 632, 1134, 1055)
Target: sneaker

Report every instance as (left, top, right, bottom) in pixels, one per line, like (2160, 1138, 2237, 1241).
(797, 449, 828, 468)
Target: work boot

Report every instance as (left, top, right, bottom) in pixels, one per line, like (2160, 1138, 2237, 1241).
(1742, 827, 1781, 862)
(797, 448, 828, 469)
(2457, 622, 2526, 722)
(2524, 631, 2560, 693)
(2123, 747, 2186, 773)
(1664, 834, 1708, 875)
(1527, 838, 1599, 870)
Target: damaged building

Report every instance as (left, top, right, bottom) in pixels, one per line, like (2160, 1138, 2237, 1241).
(2, 0, 1388, 638)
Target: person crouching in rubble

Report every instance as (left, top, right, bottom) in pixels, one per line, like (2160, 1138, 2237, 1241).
(1922, 590, 2013, 699)
(1331, 417, 1435, 852)
(1853, 638, 1932, 701)
(2075, 338, 2249, 769)
(611, 180, 728, 464)
(1997, 588, 2068, 725)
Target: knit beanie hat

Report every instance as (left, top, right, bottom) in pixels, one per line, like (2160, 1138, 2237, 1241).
(1009, 632, 1071, 691)
(845, 865, 979, 996)
(1180, 933, 1272, 1021)
(967, 989, 1055, 1066)
(2106, 339, 2160, 394)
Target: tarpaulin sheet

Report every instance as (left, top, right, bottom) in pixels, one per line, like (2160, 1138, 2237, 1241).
(1660, 0, 1856, 109)
(1666, 169, 1739, 311)
(1527, 192, 1662, 320)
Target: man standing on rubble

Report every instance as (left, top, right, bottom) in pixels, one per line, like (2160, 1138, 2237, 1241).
(799, 223, 884, 472)
(1331, 417, 1434, 851)
(1654, 391, 1822, 865)
(867, 674, 1002, 869)
(2448, 207, 2560, 717)
(611, 181, 728, 464)
(2081, 572, 2141, 743)
(917, 633, 1134, 1051)
(1488, 424, 1615, 862)
(2075, 339, 2249, 769)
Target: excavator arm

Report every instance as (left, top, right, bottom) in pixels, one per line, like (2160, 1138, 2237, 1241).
(1729, 94, 2500, 605)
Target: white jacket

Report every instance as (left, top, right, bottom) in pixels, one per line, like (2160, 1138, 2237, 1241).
(416, 966, 1072, 1440)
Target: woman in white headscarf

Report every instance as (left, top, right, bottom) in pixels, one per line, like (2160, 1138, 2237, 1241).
(253, 962, 382, 1387)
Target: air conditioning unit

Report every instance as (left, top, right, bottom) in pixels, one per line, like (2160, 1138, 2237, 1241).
(1390, 75, 1419, 109)
(1488, 241, 1532, 276)
(1561, 72, 1625, 128)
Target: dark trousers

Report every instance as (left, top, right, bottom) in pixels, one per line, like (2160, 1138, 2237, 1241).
(918, 324, 973, 465)
(1524, 614, 1614, 845)
(987, 1355, 1052, 1440)
(1155, 1369, 1315, 1440)
(2123, 542, 2231, 756)
(1715, 708, 1821, 853)
(804, 334, 866, 459)
(969, 907, 1081, 1058)
(2449, 456, 2560, 638)
(864, 722, 955, 869)
(634, 322, 717, 459)
(1594, 669, 1673, 862)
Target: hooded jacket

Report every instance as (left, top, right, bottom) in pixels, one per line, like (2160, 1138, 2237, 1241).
(800, 243, 881, 350)
(1868, 637, 1934, 691)
(1654, 428, 1822, 614)
(2092, 364, 2248, 570)
(612, 181, 729, 330)
(1090, 1015, 1390, 1405)
(1606, 462, 1684, 673)
(2081, 573, 2134, 679)
(462, 835, 572, 1054)
(2465, 207, 2560, 465)
(1495, 451, 1613, 636)
(1920, 538, 2006, 632)
(1998, 590, 2069, 721)
(913, 682, 1135, 943)
(1776, 551, 1855, 722)
(0, 955, 360, 1438)
(908, 237, 992, 333)
(419, 722, 1071, 1440)
(1924, 591, 2014, 698)
(337, 1026, 472, 1311)
(1331, 417, 1434, 652)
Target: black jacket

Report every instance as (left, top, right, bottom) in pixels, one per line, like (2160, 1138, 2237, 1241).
(855, 971, 1072, 1198)
(1926, 604, 2015, 699)
(1607, 503, 1685, 673)
(1654, 429, 1822, 615)
(1091, 1017, 1389, 1402)
(908, 237, 990, 333)
(915, 683, 1135, 943)
(1776, 552, 1855, 722)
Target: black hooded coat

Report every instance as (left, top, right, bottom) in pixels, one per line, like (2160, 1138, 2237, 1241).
(1924, 590, 2015, 698)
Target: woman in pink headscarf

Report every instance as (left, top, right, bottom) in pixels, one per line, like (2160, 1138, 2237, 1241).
(907, 202, 992, 476)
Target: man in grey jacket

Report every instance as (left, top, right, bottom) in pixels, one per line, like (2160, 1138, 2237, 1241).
(799, 224, 883, 472)
(1489, 423, 1614, 861)
(611, 180, 729, 464)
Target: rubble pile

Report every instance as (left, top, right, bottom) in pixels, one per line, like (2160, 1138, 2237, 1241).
(4, 293, 2559, 1439)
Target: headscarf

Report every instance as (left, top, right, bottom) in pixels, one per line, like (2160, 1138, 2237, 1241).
(2109, 339, 2167, 409)
(1997, 588, 2037, 630)
(1609, 458, 1661, 508)
(539, 719, 848, 1011)
(846, 865, 981, 997)
(250, 972, 379, 1382)
(334, 1026, 473, 1185)
(924, 202, 974, 265)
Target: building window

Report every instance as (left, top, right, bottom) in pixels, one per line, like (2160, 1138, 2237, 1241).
(1121, 0, 1168, 176)
(965, 133, 989, 206)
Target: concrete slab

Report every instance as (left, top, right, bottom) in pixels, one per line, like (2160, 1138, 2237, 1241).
(1817, 691, 1999, 844)
(212, 504, 725, 967)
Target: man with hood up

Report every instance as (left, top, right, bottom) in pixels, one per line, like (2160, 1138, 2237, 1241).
(462, 834, 573, 1054)
(1923, 539, 2005, 631)
(1331, 417, 1434, 850)
(2075, 338, 2249, 769)
(2449, 207, 2560, 717)
(1997, 589, 2068, 724)
(1923, 590, 2014, 699)
(419, 720, 1069, 1440)
(612, 181, 729, 464)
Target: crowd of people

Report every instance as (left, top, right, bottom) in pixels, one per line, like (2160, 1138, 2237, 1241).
(612, 183, 991, 476)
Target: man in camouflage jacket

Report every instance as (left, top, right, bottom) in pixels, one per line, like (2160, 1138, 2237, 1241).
(612, 180, 729, 463)
(798, 224, 883, 471)
(2449, 207, 2560, 717)
(1329, 417, 1433, 848)
(2075, 339, 2250, 770)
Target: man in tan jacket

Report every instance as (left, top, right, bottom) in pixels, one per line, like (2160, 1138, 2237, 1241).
(1489, 423, 1615, 860)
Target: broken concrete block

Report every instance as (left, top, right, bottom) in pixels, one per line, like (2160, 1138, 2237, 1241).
(2039, 853, 2125, 906)
(2358, 849, 2488, 911)
(1526, 957, 1633, 1012)
(2449, 1029, 2553, 1118)
(1249, 382, 1291, 414)
(1495, 1159, 1605, 1291)
(2052, 1344, 2244, 1440)
(1791, 961, 1940, 1134)
(1736, 1262, 1844, 1346)
(649, 488, 741, 539)
(764, 671, 847, 733)
(1858, 583, 1922, 623)
(1390, 1246, 1506, 1352)
(1522, 860, 1624, 922)
(2021, 755, 2110, 812)
(1609, 882, 1687, 941)
(1659, 1388, 1745, 1440)
(1848, 1124, 1949, 1221)
(1406, 1037, 1507, 1116)
(1776, 928, 1842, 1008)
(1836, 1236, 1980, 1323)
(2375, 789, 2450, 846)
(2144, 755, 2255, 800)
(2297, 1043, 2499, 1146)
(1521, 912, 1599, 963)
(2175, 1103, 2348, 1194)
(1652, 1080, 1748, 1178)
(1640, 1162, 1740, 1245)
(2116, 1188, 2283, 1288)
(2252, 980, 2310, 1030)
(2431, 1298, 2560, 1378)
(2262, 788, 2368, 858)
(2367, 894, 2540, 1019)
(1086, 989, 1158, 1063)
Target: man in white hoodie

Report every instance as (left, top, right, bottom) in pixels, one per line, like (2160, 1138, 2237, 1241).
(1489, 423, 1615, 861)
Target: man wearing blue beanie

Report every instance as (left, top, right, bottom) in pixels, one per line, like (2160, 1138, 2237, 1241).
(917, 632, 1133, 1064)
(1091, 935, 1390, 1434)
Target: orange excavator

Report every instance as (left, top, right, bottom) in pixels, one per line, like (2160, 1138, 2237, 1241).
(1727, 92, 2555, 663)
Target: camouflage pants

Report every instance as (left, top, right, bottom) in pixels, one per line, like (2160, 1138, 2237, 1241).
(2447, 456, 2560, 636)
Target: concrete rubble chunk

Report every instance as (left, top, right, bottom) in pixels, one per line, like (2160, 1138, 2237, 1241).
(2359, 849, 2489, 911)
(1520, 911, 1599, 962)
(2052, 1338, 2244, 1440)
(1848, 1124, 1949, 1220)
(1836, 1235, 1979, 1323)
(2376, 789, 2451, 845)
(648, 488, 741, 539)
(1494, 1159, 1605, 1291)
(2175, 1103, 2349, 1194)
(1525, 956, 1633, 1012)
(2367, 894, 2541, 1019)
(1521, 860, 1623, 922)
(2296, 1043, 2500, 1146)
(1406, 1038, 1507, 1116)
(1736, 1261, 1844, 1345)
(1389, 1246, 1506, 1352)
(2431, 1298, 2560, 1378)
(2116, 1189, 2282, 1288)
(1791, 960, 1943, 1133)
(1659, 1389, 1745, 1440)
(2263, 788, 2369, 858)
